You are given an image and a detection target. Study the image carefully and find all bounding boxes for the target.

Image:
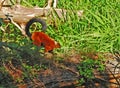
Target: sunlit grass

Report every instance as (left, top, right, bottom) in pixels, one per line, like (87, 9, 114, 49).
(1, 0, 120, 53)
(47, 0, 120, 53)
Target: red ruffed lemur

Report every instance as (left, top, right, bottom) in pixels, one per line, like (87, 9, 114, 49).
(25, 18, 60, 52)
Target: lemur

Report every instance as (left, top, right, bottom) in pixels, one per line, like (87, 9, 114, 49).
(25, 18, 60, 52)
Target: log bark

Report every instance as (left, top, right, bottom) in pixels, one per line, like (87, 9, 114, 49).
(0, 4, 83, 35)
(0, 5, 83, 24)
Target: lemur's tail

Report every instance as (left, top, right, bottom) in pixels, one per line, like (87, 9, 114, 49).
(25, 18, 47, 38)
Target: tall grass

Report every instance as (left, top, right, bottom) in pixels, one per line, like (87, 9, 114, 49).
(43, 0, 120, 53)
(2, 0, 120, 53)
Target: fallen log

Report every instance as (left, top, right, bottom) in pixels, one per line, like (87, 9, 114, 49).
(0, 4, 83, 36)
(0, 5, 83, 24)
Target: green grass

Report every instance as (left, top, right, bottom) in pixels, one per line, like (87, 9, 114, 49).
(1, 0, 120, 53)
(43, 0, 120, 53)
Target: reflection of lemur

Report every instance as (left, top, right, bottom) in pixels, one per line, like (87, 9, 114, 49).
(46, 0, 58, 8)
(25, 18, 60, 52)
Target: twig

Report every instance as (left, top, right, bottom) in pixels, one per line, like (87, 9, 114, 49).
(54, 62, 79, 76)
(106, 67, 120, 86)
(9, 17, 27, 36)
(0, 0, 6, 10)
(0, 26, 5, 32)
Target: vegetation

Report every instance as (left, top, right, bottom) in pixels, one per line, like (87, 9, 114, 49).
(34, 0, 120, 53)
(77, 58, 105, 85)
(0, 0, 120, 87)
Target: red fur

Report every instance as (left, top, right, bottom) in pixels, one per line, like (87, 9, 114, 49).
(31, 32, 60, 52)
